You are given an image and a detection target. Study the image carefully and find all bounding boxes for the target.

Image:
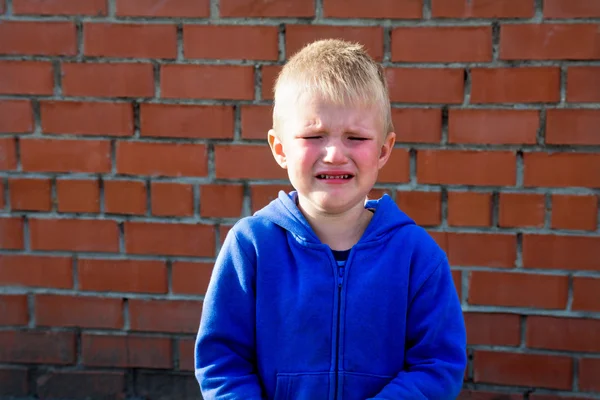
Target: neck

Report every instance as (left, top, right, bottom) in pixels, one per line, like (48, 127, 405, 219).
(297, 197, 373, 251)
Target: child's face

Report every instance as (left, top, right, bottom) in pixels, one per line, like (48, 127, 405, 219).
(268, 92, 395, 216)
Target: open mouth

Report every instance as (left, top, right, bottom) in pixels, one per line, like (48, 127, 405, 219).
(316, 174, 354, 180)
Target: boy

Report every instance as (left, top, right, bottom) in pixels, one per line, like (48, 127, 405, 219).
(195, 39, 467, 399)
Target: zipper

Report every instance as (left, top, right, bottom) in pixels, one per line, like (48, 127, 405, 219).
(334, 263, 344, 400)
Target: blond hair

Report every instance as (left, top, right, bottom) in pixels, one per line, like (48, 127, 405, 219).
(272, 39, 394, 136)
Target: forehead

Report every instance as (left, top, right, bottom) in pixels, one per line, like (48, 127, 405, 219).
(276, 88, 382, 129)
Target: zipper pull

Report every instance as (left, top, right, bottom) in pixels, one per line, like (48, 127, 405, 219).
(338, 266, 344, 287)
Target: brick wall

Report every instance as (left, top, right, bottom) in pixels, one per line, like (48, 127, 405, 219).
(0, 0, 599, 399)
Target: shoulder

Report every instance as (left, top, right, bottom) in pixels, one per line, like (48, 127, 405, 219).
(387, 223, 446, 262)
(224, 214, 287, 252)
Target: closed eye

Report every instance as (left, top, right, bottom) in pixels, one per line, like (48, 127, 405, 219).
(348, 137, 369, 141)
(301, 136, 322, 140)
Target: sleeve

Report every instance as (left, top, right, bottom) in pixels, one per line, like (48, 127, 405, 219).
(368, 256, 467, 400)
(194, 227, 265, 400)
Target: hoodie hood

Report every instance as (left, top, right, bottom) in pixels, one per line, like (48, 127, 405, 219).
(254, 191, 415, 246)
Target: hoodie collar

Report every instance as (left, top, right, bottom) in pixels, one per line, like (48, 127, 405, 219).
(254, 191, 415, 246)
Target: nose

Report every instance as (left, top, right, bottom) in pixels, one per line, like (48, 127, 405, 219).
(322, 139, 348, 164)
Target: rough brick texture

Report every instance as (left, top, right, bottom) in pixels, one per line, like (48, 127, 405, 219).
(0, 1, 598, 399)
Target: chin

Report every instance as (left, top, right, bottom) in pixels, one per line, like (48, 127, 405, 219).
(311, 195, 365, 215)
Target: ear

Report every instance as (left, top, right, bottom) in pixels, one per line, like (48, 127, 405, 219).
(378, 132, 396, 169)
(268, 129, 287, 169)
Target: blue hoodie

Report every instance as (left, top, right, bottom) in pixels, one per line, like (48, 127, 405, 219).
(195, 191, 467, 399)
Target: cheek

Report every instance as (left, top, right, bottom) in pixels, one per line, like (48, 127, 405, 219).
(354, 146, 381, 167)
(290, 146, 318, 170)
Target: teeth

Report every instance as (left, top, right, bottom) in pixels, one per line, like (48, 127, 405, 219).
(318, 175, 350, 179)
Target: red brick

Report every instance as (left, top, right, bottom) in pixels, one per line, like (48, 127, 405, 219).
(432, 0, 535, 18)
(324, 0, 421, 18)
(448, 192, 492, 227)
(172, 261, 213, 295)
(544, 0, 600, 18)
(391, 108, 441, 144)
(117, 141, 207, 177)
(0, 255, 72, 289)
(498, 192, 545, 228)
(396, 191, 441, 226)
(133, 372, 199, 398)
(21, 138, 111, 173)
(438, 233, 516, 268)
(184, 25, 278, 61)
(200, 184, 244, 218)
(465, 313, 520, 346)
(79, 259, 167, 294)
(125, 222, 215, 257)
(220, 0, 314, 17)
(261, 65, 282, 100)
(9, 178, 52, 212)
(250, 184, 294, 212)
(573, 277, 600, 312)
(36, 370, 125, 399)
(471, 67, 560, 103)
(30, 218, 119, 252)
(0, 218, 24, 249)
(104, 180, 147, 215)
(377, 149, 410, 183)
(116, 0, 209, 17)
(62, 62, 154, 97)
(551, 194, 597, 231)
(529, 396, 597, 400)
(524, 152, 600, 188)
(458, 391, 522, 400)
(392, 27, 491, 62)
(241, 105, 272, 140)
(178, 339, 194, 371)
(451, 270, 461, 299)
(567, 67, 600, 102)
(369, 189, 393, 201)
(151, 182, 194, 217)
(0, 184, 3, 210)
(82, 334, 172, 368)
(129, 299, 203, 333)
(523, 234, 599, 271)
(56, 179, 100, 213)
(161, 64, 254, 100)
(0, 366, 28, 397)
(13, 0, 107, 16)
(41, 101, 134, 137)
(0, 21, 76, 56)
(85, 23, 176, 58)
(473, 351, 572, 390)
(527, 316, 600, 352)
(140, 104, 234, 139)
(449, 109, 538, 144)
(579, 358, 600, 392)
(286, 25, 384, 61)
(501, 24, 600, 60)
(219, 225, 233, 244)
(417, 150, 516, 186)
(385, 68, 464, 104)
(0, 61, 53, 95)
(36, 294, 123, 329)
(0, 100, 33, 133)
(0, 295, 28, 326)
(0, 137, 17, 170)
(546, 109, 600, 145)
(469, 271, 568, 309)
(214, 144, 286, 180)
(0, 331, 75, 364)
(13, 0, 107, 15)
